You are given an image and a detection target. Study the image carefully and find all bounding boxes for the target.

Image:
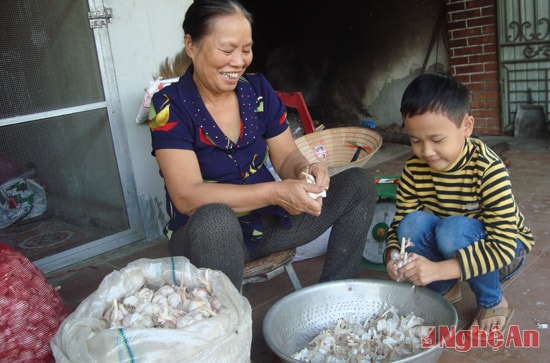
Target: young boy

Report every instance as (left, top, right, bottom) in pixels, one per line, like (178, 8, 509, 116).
(384, 73, 534, 333)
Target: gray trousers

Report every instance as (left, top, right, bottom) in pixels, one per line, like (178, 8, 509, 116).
(169, 167, 377, 288)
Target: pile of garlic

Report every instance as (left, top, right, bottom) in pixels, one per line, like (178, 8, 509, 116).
(292, 306, 425, 362)
(102, 270, 225, 329)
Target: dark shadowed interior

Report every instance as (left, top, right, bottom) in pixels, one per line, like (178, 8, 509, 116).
(242, 0, 446, 128)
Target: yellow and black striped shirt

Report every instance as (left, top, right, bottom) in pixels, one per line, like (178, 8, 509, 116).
(386, 137, 534, 280)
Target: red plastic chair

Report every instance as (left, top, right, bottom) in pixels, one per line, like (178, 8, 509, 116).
(275, 91, 316, 134)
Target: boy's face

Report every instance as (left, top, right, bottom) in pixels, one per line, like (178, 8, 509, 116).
(405, 112, 474, 171)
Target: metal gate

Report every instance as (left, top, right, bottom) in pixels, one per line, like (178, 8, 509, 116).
(498, 0, 550, 130)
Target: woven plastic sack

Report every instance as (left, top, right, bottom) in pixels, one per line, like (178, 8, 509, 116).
(0, 242, 70, 363)
(51, 257, 252, 363)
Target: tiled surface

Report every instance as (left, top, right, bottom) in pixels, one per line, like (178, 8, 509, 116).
(46, 136, 550, 362)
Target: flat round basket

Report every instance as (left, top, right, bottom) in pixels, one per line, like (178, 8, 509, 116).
(295, 126, 383, 175)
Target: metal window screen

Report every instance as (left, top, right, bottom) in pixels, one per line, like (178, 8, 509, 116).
(0, 0, 104, 119)
(0, 0, 130, 261)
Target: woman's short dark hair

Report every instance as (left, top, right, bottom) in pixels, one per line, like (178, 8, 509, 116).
(400, 73, 471, 127)
(182, 0, 253, 42)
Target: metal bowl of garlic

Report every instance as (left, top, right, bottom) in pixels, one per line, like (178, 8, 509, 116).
(263, 279, 457, 363)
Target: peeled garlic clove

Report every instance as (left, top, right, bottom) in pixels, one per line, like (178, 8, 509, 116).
(303, 173, 326, 199)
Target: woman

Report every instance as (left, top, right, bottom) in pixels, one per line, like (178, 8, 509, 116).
(148, 0, 377, 288)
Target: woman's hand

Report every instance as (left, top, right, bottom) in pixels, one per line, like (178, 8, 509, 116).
(274, 178, 325, 216)
(306, 162, 330, 191)
(385, 247, 402, 281)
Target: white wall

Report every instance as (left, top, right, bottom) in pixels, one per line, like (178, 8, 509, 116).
(104, 0, 192, 239)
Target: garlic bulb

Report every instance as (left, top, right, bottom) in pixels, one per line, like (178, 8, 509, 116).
(102, 270, 225, 330)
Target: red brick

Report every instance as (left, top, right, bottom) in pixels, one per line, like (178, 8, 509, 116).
(481, 24, 496, 35)
(466, 82, 486, 92)
(451, 54, 469, 65)
(467, 0, 495, 9)
(470, 72, 498, 84)
(448, 19, 467, 30)
(473, 109, 499, 119)
(449, 38, 468, 48)
(467, 16, 495, 28)
(480, 4, 497, 17)
(455, 63, 485, 74)
(449, 8, 481, 21)
(483, 62, 499, 72)
(474, 90, 499, 100)
(467, 34, 497, 46)
(469, 53, 496, 64)
(483, 43, 498, 53)
(446, 1, 467, 13)
(486, 99, 500, 109)
(453, 45, 483, 56)
(454, 74, 471, 84)
(453, 27, 483, 39)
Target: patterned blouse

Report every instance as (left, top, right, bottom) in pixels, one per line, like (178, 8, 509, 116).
(149, 66, 290, 251)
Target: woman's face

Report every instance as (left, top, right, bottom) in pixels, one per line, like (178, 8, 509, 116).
(185, 13, 253, 95)
(405, 111, 474, 171)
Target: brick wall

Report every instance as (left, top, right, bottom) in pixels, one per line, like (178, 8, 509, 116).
(445, 0, 501, 134)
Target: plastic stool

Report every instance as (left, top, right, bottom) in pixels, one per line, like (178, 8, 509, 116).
(242, 249, 302, 290)
(275, 91, 316, 134)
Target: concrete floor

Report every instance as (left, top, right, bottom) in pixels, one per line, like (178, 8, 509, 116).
(46, 136, 549, 362)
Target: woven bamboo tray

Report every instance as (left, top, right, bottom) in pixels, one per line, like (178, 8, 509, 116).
(295, 126, 382, 175)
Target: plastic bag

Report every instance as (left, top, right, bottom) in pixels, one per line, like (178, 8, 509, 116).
(51, 257, 252, 363)
(0, 177, 47, 229)
(294, 226, 332, 262)
(135, 78, 179, 123)
(0, 242, 70, 363)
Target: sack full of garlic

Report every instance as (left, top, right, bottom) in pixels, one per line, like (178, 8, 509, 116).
(51, 257, 252, 363)
(103, 269, 225, 330)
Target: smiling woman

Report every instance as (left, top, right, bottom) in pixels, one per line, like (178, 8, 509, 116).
(147, 0, 377, 290)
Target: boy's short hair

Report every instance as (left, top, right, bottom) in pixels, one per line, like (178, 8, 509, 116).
(400, 73, 471, 127)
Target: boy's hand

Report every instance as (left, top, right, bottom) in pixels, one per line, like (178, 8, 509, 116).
(397, 253, 438, 286)
(400, 253, 462, 285)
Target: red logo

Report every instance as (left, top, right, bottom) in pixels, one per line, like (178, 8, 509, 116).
(422, 325, 540, 352)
